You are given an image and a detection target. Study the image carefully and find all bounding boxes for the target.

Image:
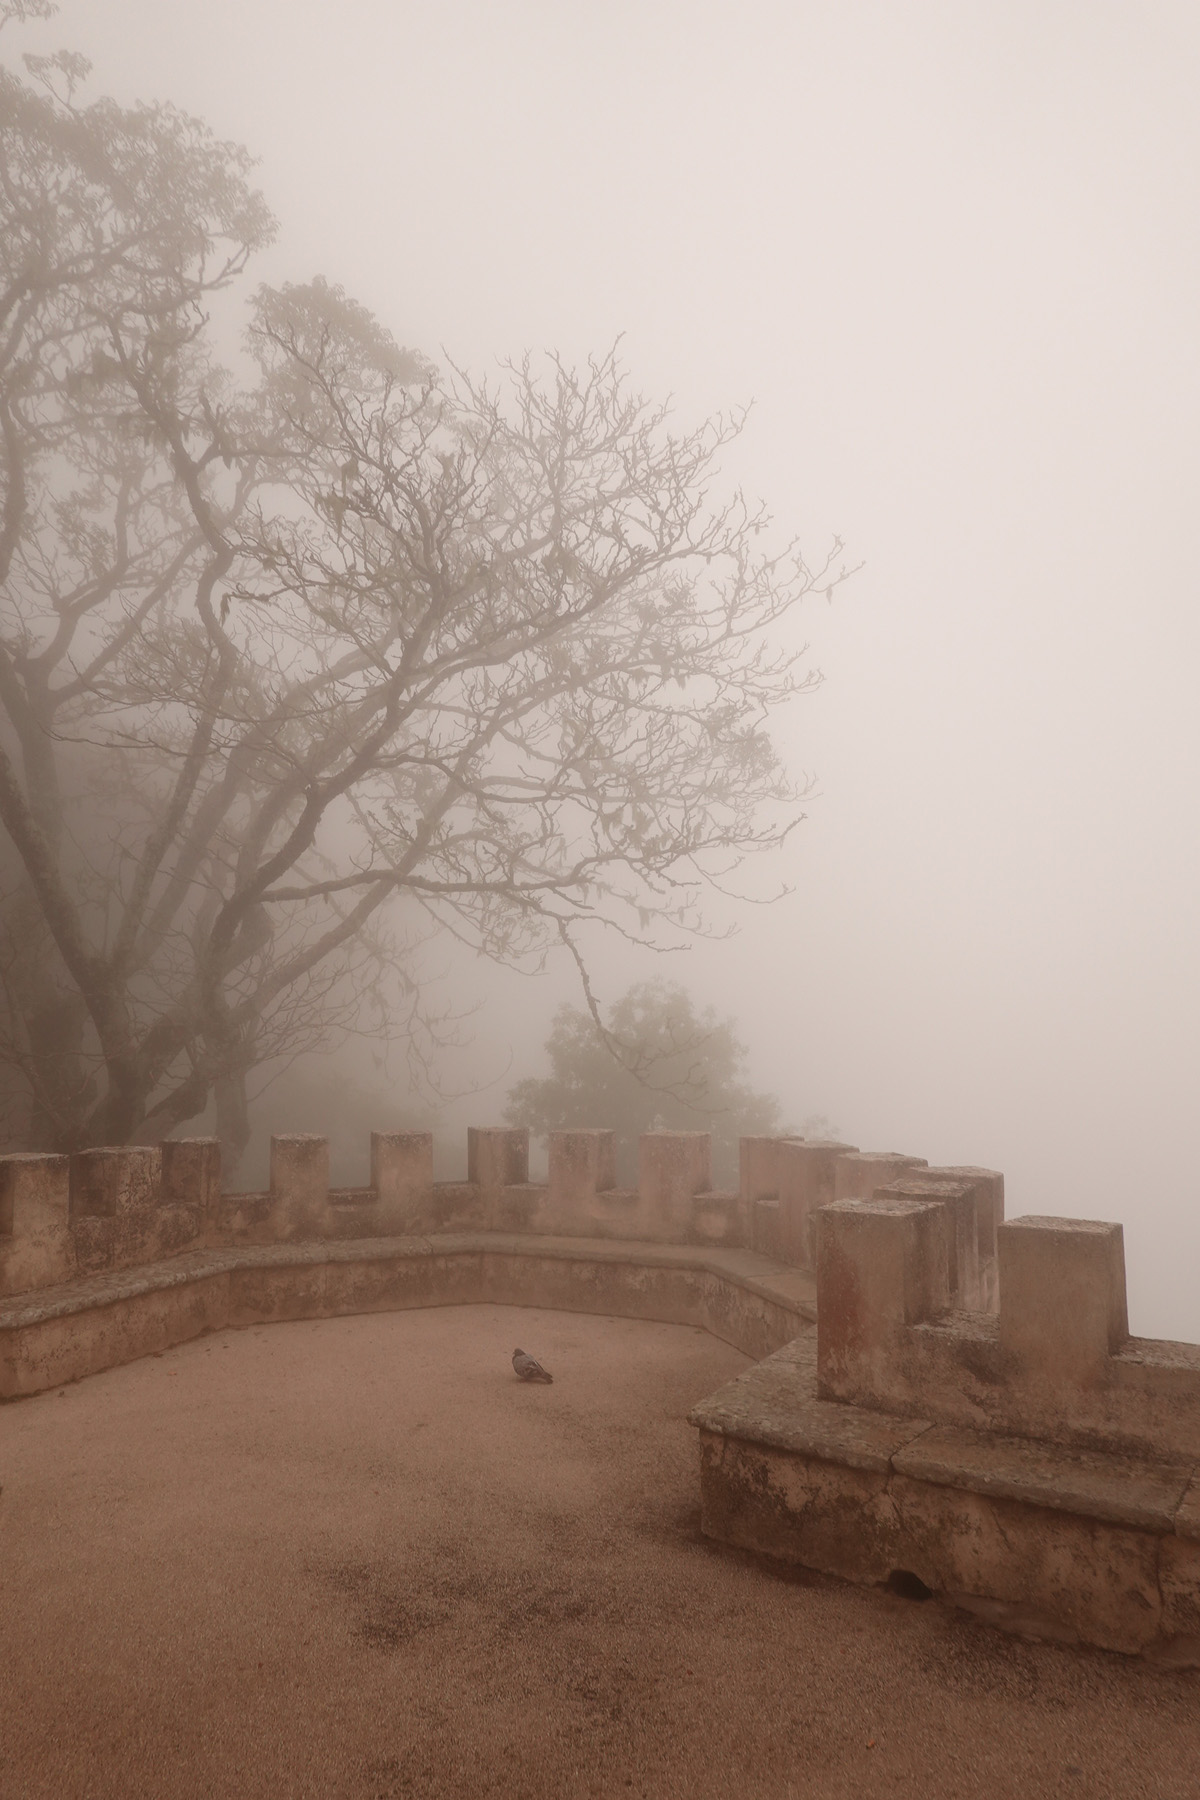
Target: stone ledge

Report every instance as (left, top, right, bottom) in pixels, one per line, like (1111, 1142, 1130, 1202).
(0, 1232, 815, 1399)
(690, 1341, 1200, 1654)
(690, 1337, 931, 1473)
(0, 1232, 815, 1329)
(690, 1335, 1198, 1536)
(893, 1424, 1195, 1534)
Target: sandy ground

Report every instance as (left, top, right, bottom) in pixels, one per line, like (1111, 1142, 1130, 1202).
(2, 1305, 1198, 1800)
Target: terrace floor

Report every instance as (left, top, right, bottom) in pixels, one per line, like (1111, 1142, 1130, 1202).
(2, 1304, 1198, 1800)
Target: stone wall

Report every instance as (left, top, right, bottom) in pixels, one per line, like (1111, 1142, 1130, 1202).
(0, 1126, 753, 1300)
(4, 1124, 995, 1303)
(692, 1181, 1200, 1655)
(816, 1192, 1200, 1461)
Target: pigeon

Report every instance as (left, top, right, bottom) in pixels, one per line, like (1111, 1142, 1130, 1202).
(512, 1348, 553, 1383)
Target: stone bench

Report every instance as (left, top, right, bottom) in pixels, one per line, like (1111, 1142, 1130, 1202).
(0, 1231, 815, 1400)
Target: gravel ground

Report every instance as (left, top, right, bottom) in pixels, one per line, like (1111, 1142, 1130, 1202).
(2, 1304, 1197, 1800)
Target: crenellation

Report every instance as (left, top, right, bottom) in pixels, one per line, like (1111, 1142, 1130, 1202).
(913, 1165, 1004, 1309)
(999, 1214, 1129, 1371)
(5, 1111, 1200, 1656)
(370, 1131, 434, 1233)
(161, 1138, 222, 1243)
(0, 1153, 72, 1293)
(874, 1177, 981, 1310)
(467, 1126, 528, 1195)
(689, 1190, 742, 1247)
(269, 1134, 330, 1242)
(776, 1139, 859, 1267)
(832, 1150, 927, 1202)
(638, 1131, 712, 1241)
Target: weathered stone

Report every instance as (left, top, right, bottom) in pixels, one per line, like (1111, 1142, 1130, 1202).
(1175, 1472, 1200, 1543)
(833, 1150, 927, 1202)
(0, 1153, 72, 1295)
(892, 1424, 1192, 1533)
(427, 1180, 487, 1230)
(689, 1190, 742, 1247)
(160, 1139, 221, 1236)
(889, 1470, 1164, 1655)
(548, 1130, 616, 1210)
(467, 1127, 528, 1193)
(370, 1130, 433, 1231)
(919, 1165, 1004, 1307)
(749, 1197, 783, 1259)
(876, 1177, 984, 1312)
(999, 1215, 1129, 1375)
(638, 1132, 710, 1241)
(690, 1342, 929, 1472)
(0, 1231, 813, 1398)
(68, 1146, 189, 1276)
(776, 1139, 858, 1267)
(269, 1135, 329, 1241)
(739, 1135, 789, 1204)
(697, 1432, 903, 1583)
(815, 1194, 949, 1408)
(1159, 1532, 1200, 1638)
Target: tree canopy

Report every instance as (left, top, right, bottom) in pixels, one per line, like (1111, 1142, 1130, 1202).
(0, 16, 849, 1160)
(505, 979, 784, 1188)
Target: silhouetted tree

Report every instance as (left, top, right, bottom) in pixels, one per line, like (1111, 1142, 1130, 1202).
(505, 980, 783, 1187)
(0, 12, 849, 1162)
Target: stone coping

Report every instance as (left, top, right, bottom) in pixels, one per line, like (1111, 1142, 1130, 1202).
(0, 1231, 816, 1332)
(689, 1340, 1200, 1538)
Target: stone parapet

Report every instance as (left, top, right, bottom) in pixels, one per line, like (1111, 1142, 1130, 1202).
(0, 1230, 816, 1400)
(691, 1337, 1200, 1656)
(815, 1192, 1200, 1461)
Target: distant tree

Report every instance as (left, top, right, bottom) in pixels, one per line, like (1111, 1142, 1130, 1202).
(0, 14, 850, 1164)
(505, 979, 784, 1187)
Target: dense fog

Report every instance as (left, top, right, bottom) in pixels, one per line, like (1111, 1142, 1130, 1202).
(7, 1, 1199, 1337)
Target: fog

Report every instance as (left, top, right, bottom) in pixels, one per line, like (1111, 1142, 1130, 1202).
(24, 0, 1200, 1337)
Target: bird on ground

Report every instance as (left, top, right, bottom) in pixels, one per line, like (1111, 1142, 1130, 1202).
(512, 1348, 553, 1383)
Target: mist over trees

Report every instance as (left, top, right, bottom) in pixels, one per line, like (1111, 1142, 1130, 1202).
(0, 9, 847, 1164)
(506, 979, 784, 1187)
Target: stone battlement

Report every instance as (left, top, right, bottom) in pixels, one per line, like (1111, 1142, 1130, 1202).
(0, 1126, 735, 1300)
(693, 1181, 1200, 1656)
(1, 1125, 918, 1297)
(817, 1195, 1200, 1462)
(6, 1120, 1199, 1654)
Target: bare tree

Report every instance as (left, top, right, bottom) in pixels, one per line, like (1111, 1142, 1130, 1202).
(0, 25, 851, 1161)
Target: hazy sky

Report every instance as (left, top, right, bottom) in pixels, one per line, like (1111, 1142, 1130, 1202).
(21, 0, 1200, 1334)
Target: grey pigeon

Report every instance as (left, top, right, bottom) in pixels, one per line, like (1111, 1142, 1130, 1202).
(512, 1348, 553, 1383)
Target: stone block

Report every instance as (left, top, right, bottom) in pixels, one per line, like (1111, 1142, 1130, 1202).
(161, 1138, 221, 1236)
(370, 1131, 433, 1232)
(548, 1130, 616, 1212)
(777, 1139, 858, 1267)
(1159, 1531, 1200, 1640)
(697, 1432, 902, 1583)
(690, 1191, 742, 1247)
(999, 1216, 1129, 1378)
(69, 1146, 171, 1273)
(467, 1127, 528, 1191)
(920, 1165, 1004, 1309)
(833, 1150, 927, 1202)
(750, 1197, 784, 1259)
(739, 1135, 790, 1203)
(427, 1181, 489, 1231)
(638, 1131, 711, 1240)
(878, 1177, 978, 1310)
(269, 1134, 330, 1241)
(0, 1153, 72, 1295)
(816, 1194, 949, 1407)
(69, 1145, 159, 1219)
